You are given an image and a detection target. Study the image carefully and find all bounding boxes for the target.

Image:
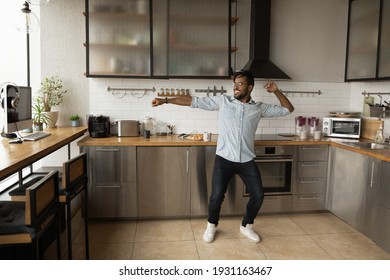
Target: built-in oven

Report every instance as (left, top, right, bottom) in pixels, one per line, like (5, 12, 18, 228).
(243, 145, 296, 213)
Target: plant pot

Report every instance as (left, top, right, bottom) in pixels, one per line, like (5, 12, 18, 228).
(33, 122, 44, 131)
(71, 120, 80, 127)
(44, 111, 59, 128)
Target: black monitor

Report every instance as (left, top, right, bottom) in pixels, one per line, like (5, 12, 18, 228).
(0, 83, 33, 138)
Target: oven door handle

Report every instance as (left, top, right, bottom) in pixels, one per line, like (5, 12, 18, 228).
(254, 157, 293, 163)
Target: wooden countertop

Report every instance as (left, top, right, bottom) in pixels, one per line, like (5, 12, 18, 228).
(77, 134, 390, 162)
(0, 126, 87, 181)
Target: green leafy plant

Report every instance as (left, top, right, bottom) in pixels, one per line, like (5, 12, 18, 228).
(36, 75, 67, 112)
(69, 115, 80, 121)
(32, 101, 52, 125)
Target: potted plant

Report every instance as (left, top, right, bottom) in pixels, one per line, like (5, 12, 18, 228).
(35, 75, 67, 128)
(32, 101, 52, 131)
(69, 115, 80, 127)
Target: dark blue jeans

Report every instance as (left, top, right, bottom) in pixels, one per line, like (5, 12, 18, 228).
(208, 155, 264, 227)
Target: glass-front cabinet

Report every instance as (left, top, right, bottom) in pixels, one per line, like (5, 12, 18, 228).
(85, 0, 231, 78)
(86, 0, 151, 77)
(345, 0, 380, 80)
(345, 0, 390, 81)
(378, 0, 390, 78)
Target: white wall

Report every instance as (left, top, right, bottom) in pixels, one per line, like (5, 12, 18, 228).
(88, 78, 351, 135)
(40, 0, 88, 127)
(0, 0, 41, 90)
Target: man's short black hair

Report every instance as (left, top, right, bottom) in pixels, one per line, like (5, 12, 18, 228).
(232, 70, 255, 86)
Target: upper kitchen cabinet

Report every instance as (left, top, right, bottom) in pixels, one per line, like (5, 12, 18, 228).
(345, 0, 390, 81)
(85, 0, 231, 78)
(378, 0, 390, 78)
(154, 0, 231, 77)
(85, 0, 151, 77)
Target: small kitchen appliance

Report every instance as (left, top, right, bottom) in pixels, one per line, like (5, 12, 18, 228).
(88, 115, 110, 138)
(322, 117, 361, 139)
(111, 120, 140, 137)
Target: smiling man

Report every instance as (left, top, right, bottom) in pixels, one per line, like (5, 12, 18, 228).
(152, 70, 294, 243)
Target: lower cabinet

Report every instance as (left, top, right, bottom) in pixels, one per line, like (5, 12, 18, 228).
(137, 147, 190, 218)
(363, 157, 381, 241)
(190, 146, 244, 217)
(292, 145, 328, 211)
(81, 146, 137, 218)
(376, 161, 390, 252)
(136, 146, 244, 218)
(328, 147, 368, 232)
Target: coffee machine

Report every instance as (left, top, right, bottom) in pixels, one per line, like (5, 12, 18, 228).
(88, 115, 110, 138)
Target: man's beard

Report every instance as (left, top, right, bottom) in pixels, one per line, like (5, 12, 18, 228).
(234, 92, 246, 101)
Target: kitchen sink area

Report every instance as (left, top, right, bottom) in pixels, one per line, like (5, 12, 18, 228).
(341, 141, 390, 150)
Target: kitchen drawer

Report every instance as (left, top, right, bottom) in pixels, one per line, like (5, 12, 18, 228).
(298, 146, 328, 162)
(258, 195, 292, 214)
(293, 177, 326, 194)
(292, 193, 325, 211)
(88, 182, 137, 218)
(296, 161, 327, 178)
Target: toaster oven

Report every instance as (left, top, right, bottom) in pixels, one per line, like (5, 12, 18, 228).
(111, 120, 140, 137)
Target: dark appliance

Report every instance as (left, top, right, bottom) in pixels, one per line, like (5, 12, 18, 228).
(88, 115, 110, 138)
(242, 0, 290, 79)
(243, 144, 295, 213)
(248, 145, 295, 195)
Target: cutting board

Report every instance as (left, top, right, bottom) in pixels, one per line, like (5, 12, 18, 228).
(361, 118, 384, 140)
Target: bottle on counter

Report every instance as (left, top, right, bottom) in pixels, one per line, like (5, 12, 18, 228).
(375, 124, 385, 144)
(142, 116, 155, 135)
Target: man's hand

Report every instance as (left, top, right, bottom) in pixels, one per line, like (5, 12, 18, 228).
(263, 81, 279, 93)
(152, 98, 164, 107)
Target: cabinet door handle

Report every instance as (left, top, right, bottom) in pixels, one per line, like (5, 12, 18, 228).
(96, 185, 121, 188)
(298, 195, 319, 200)
(96, 148, 120, 152)
(299, 179, 319, 184)
(370, 161, 375, 188)
(300, 163, 319, 167)
(186, 150, 189, 173)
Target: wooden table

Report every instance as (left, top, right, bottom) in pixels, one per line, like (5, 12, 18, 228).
(0, 126, 87, 182)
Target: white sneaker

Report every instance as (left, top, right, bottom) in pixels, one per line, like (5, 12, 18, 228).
(203, 222, 217, 243)
(240, 224, 260, 243)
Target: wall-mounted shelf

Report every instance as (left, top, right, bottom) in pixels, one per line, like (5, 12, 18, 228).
(157, 88, 190, 96)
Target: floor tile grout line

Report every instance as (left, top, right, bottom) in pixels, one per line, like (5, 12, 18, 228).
(189, 219, 202, 260)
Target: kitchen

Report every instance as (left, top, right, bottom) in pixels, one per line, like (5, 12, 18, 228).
(1, 0, 390, 267)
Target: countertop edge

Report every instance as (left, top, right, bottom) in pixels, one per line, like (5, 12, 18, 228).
(77, 135, 390, 162)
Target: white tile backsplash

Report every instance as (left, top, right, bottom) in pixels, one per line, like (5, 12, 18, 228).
(88, 79, 390, 136)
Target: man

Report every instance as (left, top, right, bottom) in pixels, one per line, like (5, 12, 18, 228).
(151, 70, 294, 243)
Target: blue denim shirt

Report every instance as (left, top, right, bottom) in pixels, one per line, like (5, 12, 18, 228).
(191, 94, 290, 163)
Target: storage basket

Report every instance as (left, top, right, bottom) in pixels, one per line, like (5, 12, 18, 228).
(369, 106, 390, 118)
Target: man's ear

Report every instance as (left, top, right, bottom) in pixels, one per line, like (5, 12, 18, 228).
(248, 85, 254, 93)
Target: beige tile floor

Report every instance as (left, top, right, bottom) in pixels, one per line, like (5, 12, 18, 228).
(47, 211, 390, 260)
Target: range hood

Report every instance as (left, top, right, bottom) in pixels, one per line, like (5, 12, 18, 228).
(242, 0, 290, 80)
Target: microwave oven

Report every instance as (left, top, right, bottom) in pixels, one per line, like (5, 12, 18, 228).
(322, 117, 361, 139)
